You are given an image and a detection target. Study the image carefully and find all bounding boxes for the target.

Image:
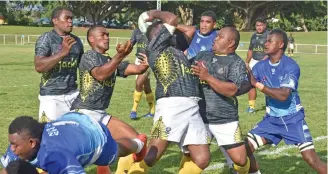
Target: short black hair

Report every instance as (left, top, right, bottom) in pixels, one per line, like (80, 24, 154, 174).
(201, 11, 217, 22)
(9, 116, 44, 140)
(87, 25, 105, 45)
(270, 29, 288, 51)
(6, 159, 38, 174)
(146, 21, 163, 41)
(255, 17, 266, 24)
(51, 6, 71, 20)
(224, 26, 240, 49)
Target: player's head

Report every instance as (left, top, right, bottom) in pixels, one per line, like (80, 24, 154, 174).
(146, 21, 163, 41)
(212, 26, 240, 54)
(255, 18, 266, 34)
(264, 29, 288, 54)
(51, 6, 73, 33)
(87, 26, 110, 52)
(200, 11, 217, 35)
(8, 116, 44, 161)
(4, 159, 38, 174)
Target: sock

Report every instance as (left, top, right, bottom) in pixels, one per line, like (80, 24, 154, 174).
(97, 166, 111, 174)
(249, 100, 256, 109)
(179, 155, 192, 170)
(128, 160, 150, 174)
(145, 92, 155, 114)
(178, 160, 203, 174)
(233, 157, 250, 174)
(116, 155, 134, 174)
(132, 90, 143, 112)
(133, 138, 144, 153)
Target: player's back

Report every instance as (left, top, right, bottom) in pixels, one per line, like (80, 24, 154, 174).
(38, 112, 107, 167)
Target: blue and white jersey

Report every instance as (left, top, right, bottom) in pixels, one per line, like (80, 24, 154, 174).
(186, 30, 217, 60)
(252, 55, 303, 117)
(1, 113, 115, 174)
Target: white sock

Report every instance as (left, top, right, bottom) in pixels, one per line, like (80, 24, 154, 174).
(132, 138, 144, 153)
(249, 171, 261, 174)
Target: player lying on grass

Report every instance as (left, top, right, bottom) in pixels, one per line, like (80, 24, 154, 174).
(246, 29, 327, 174)
(0, 112, 147, 174)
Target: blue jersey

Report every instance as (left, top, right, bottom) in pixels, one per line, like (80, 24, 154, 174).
(1, 113, 117, 174)
(252, 55, 303, 117)
(186, 30, 217, 60)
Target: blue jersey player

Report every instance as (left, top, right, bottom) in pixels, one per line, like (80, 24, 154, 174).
(0, 112, 147, 174)
(246, 29, 327, 174)
(185, 11, 217, 60)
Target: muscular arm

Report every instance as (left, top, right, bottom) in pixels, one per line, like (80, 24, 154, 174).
(148, 10, 178, 27)
(34, 53, 66, 73)
(206, 76, 239, 97)
(91, 54, 125, 81)
(261, 87, 291, 101)
(176, 24, 196, 44)
(235, 80, 252, 96)
(123, 64, 148, 76)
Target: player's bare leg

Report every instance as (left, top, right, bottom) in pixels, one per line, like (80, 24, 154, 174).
(224, 144, 250, 174)
(248, 88, 257, 113)
(301, 148, 327, 174)
(142, 76, 155, 118)
(178, 144, 210, 174)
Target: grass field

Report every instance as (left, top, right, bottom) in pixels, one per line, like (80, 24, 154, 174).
(0, 27, 326, 173)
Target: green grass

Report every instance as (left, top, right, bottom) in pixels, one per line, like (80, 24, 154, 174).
(0, 28, 326, 173)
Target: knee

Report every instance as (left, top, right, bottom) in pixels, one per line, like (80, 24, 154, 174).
(135, 80, 143, 89)
(232, 154, 247, 167)
(192, 153, 210, 169)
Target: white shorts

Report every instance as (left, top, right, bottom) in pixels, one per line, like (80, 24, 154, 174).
(249, 58, 259, 70)
(151, 97, 208, 147)
(38, 90, 79, 122)
(289, 44, 294, 50)
(73, 109, 112, 126)
(207, 121, 244, 146)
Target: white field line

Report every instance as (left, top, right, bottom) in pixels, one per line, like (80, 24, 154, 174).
(204, 135, 327, 171)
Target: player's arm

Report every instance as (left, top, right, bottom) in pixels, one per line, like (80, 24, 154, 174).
(248, 66, 299, 101)
(245, 36, 253, 68)
(34, 35, 76, 73)
(234, 80, 252, 96)
(123, 53, 149, 76)
(91, 41, 133, 81)
(147, 10, 178, 27)
(176, 24, 196, 44)
(192, 60, 242, 97)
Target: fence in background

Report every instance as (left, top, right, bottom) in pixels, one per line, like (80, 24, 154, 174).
(0, 34, 327, 55)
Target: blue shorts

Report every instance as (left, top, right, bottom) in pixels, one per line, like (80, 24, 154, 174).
(250, 110, 313, 146)
(94, 122, 118, 166)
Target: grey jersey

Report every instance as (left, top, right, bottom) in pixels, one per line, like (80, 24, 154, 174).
(71, 50, 129, 110)
(35, 30, 84, 96)
(147, 25, 199, 100)
(130, 28, 149, 59)
(249, 30, 269, 60)
(288, 37, 295, 44)
(195, 51, 247, 124)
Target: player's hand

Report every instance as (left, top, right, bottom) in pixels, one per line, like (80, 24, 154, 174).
(247, 68, 257, 87)
(138, 53, 149, 66)
(61, 36, 76, 57)
(116, 40, 133, 58)
(192, 61, 210, 81)
(146, 11, 154, 22)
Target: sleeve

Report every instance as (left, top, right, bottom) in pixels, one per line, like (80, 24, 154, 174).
(147, 24, 176, 52)
(280, 64, 300, 90)
(0, 145, 19, 168)
(228, 59, 247, 89)
(35, 33, 51, 57)
(80, 51, 102, 73)
(116, 61, 130, 78)
(40, 151, 86, 174)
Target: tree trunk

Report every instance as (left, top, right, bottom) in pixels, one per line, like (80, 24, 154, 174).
(300, 16, 308, 32)
(178, 5, 193, 25)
